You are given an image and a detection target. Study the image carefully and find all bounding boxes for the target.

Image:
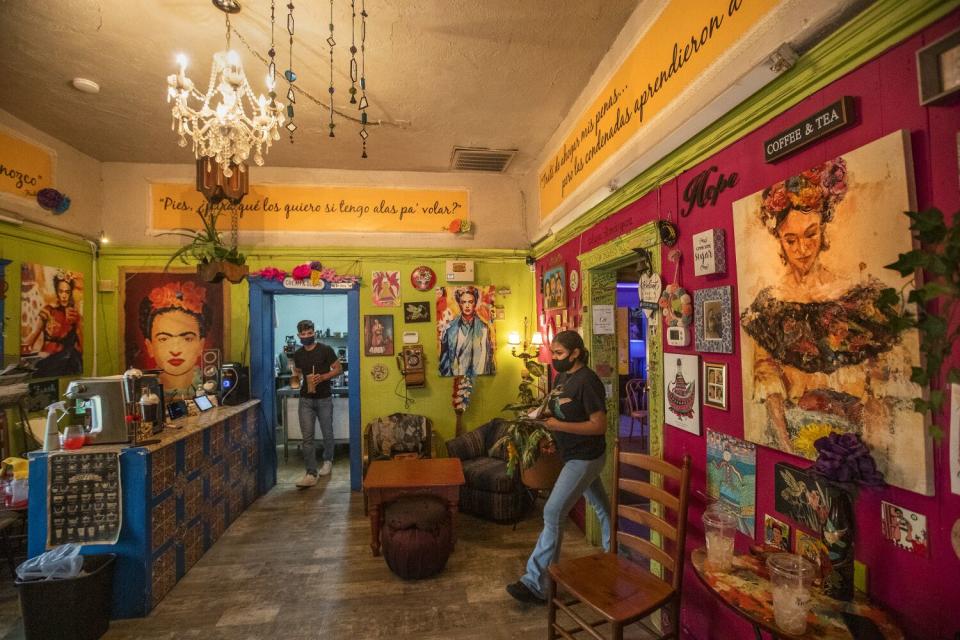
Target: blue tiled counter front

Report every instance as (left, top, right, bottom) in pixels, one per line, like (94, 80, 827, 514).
(27, 400, 271, 618)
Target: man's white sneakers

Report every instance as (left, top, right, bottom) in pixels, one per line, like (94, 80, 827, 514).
(319, 461, 333, 476)
(296, 473, 318, 488)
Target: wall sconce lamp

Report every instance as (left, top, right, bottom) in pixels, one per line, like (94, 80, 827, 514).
(509, 317, 544, 358)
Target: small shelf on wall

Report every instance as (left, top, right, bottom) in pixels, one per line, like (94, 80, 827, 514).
(917, 27, 960, 105)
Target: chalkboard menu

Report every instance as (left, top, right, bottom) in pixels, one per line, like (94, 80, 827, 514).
(47, 451, 122, 547)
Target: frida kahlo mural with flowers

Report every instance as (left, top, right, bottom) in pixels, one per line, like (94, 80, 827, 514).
(121, 270, 228, 400)
(732, 130, 932, 495)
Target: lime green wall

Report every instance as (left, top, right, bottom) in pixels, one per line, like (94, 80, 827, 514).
(95, 246, 534, 445)
(0, 223, 96, 453)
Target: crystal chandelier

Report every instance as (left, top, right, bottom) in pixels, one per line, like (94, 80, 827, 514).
(166, 1, 284, 177)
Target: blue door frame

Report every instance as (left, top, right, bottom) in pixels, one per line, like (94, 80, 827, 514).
(248, 280, 363, 491)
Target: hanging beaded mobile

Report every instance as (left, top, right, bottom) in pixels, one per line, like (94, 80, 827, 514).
(349, 1, 358, 105)
(266, 1, 278, 111)
(358, 0, 369, 157)
(327, 0, 336, 138)
(284, 1, 297, 142)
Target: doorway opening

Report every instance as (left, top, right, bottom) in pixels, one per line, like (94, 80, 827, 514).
(274, 294, 353, 482)
(615, 263, 649, 452)
(248, 280, 362, 492)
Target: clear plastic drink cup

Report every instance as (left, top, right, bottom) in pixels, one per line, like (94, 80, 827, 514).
(767, 552, 817, 635)
(703, 504, 737, 572)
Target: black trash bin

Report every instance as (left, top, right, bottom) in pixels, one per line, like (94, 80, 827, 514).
(16, 553, 116, 640)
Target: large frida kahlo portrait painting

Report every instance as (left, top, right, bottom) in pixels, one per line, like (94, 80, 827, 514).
(20, 263, 84, 377)
(121, 269, 228, 400)
(733, 130, 932, 495)
(436, 285, 496, 377)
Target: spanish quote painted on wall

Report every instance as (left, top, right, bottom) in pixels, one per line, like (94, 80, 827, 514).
(537, 0, 776, 218)
(150, 183, 469, 234)
(0, 130, 54, 200)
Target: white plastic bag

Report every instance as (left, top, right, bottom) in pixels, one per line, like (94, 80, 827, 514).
(16, 543, 83, 581)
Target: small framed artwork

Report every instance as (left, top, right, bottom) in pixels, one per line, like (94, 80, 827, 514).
(403, 301, 430, 323)
(664, 353, 700, 434)
(364, 315, 395, 356)
(794, 529, 826, 569)
(694, 285, 733, 353)
(543, 265, 566, 310)
(764, 514, 790, 551)
(702, 361, 727, 410)
(881, 500, 928, 556)
(917, 28, 960, 105)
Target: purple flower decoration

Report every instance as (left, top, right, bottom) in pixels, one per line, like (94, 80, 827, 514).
(309, 261, 323, 271)
(37, 188, 65, 211)
(812, 432, 884, 486)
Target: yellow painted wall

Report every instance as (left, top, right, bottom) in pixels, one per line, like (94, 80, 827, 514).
(95, 246, 534, 446)
(0, 222, 96, 453)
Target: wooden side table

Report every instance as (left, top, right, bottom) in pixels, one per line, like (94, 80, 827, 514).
(363, 458, 465, 557)
(690, 547, 904, 639)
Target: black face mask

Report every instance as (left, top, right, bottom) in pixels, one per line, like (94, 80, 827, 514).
(300, 336, 316, 346)
(552, 357, 574, 372)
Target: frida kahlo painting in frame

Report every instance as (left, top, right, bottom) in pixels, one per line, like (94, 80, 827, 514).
(732, 130, 931, 495)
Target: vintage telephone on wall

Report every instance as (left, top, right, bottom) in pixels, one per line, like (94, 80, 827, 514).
(397, 332, 426, 388)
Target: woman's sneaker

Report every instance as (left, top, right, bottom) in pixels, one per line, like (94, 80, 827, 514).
(296, 473, 318, 488)
(319, 461, 333, 476)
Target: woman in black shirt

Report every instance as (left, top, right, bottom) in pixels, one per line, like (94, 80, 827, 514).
(507, 331, 611, 604)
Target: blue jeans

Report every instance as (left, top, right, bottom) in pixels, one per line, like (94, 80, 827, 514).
(298, 397, 334, 474)
(521, 454, 611, 598)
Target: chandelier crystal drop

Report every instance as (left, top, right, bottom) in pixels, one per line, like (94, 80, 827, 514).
(166, 15, 284, 177)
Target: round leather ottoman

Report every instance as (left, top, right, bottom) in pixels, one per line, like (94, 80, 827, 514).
(381, 494, 452, 579)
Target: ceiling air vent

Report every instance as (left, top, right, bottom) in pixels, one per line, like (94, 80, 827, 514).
(451, 147, 516, 172)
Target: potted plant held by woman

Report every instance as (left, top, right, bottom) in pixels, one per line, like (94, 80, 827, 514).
(164, 206, 248, 284)
(495, 359, 564, 490)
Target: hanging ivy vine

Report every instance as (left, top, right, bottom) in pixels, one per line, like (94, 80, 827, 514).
(880, 207, 960, 440)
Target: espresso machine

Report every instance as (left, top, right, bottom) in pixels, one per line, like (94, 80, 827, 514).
(64, 376, 131, 444)
(64, 373, 163, 444)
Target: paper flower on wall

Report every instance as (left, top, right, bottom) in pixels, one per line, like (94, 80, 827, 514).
(812, 432, 884, 486)
(36, 188, 71, 214)
(254, 267, 287, 282)
(446, 219, 473, 234)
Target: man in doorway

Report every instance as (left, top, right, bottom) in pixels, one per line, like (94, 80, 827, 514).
(290, 319, 342, 487)
(439, 286, 495, 376)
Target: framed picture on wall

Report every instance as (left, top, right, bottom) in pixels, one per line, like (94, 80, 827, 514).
(694, 285, 733, 353)
(119, 268, 230, 400)
(703, 361, 728, 410)
(664, 353, 700, 434)
(543, 265, 566, 310)
(364, 315, 395, 356)
(403, 301, 430, 323)
(20, 263, 85, 377)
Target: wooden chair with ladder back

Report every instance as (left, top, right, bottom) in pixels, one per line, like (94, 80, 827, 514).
(546, 444, 692, 640)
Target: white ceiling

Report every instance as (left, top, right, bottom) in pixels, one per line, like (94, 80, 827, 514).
(0, 0, 642, 175)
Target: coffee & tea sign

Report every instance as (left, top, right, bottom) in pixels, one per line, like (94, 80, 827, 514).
(763, 97, 856, 163)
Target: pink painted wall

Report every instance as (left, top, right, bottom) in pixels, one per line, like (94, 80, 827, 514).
(536, 12, 960, 639)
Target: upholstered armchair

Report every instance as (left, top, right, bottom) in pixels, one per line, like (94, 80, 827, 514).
(445, 418, 530, 522)
(362, 413, 433, 475)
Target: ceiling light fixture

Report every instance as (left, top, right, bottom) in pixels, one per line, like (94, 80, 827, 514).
(71, 78, 100, 94)
(166, 0, 284, 178)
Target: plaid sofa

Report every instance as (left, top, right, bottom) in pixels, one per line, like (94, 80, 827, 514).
(445, 418, 530, 522)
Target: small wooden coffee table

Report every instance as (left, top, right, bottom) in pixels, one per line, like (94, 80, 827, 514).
(363, 458, 465, 556)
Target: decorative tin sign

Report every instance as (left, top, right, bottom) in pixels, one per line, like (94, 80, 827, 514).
(410, 266, 437, 291)
(693, 229, 726, 276)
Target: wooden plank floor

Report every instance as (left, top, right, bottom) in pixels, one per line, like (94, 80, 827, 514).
(2, 451, 621, 639)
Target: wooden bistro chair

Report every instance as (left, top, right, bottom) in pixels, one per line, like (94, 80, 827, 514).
(624, 378, 649, 449)
(546, 446, 692, 640)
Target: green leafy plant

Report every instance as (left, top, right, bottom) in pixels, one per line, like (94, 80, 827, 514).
(163, 206, 246, 269)
(495, 355, 556, 475)
(881, 207, 960, 440)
